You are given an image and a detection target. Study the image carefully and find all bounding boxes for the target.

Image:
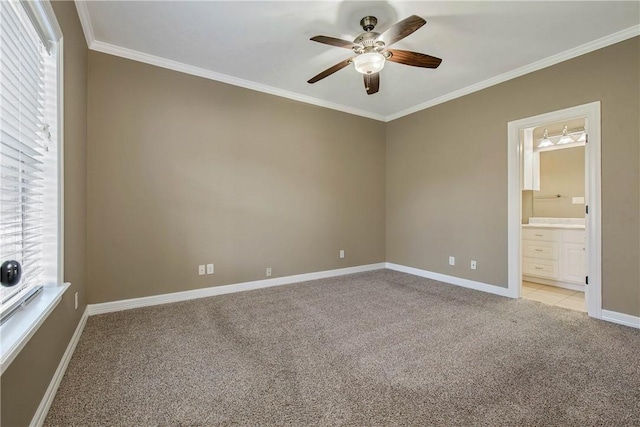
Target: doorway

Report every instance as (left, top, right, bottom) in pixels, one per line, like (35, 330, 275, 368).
(521, 117, 587, 311)
(507, 102, 602, 319)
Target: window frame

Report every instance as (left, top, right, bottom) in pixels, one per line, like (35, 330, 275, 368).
(0, 0, 66, 374)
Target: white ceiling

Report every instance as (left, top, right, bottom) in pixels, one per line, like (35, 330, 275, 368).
(77, 1, 640, 121)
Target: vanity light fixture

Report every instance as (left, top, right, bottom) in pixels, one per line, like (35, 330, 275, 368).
(577, 131, 587, 143)
(537, 126, 586, 148)
(556, 125, 573, 145)
(538, 129, 554, 148)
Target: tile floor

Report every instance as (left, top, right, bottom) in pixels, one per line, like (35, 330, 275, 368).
(522, 281, 586, 312)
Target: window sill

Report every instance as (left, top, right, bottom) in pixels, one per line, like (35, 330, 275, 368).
(0, 283, 70, 375)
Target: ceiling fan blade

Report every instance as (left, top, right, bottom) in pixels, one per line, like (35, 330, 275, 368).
(364, 73, 379, 95)
(386, 49, 442, 68)
(308, 58, 353, 84)
(378, 15, 426, 47)
(310, 35, 359, 50)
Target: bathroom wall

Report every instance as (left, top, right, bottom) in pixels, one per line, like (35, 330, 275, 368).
(522, 190, 534, 224)
(532, 146, 585, 218)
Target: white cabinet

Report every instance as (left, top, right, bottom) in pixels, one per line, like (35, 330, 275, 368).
(523, 240, 557, 260)
(522, 228, 559, 280)
(523, 257, 559, 279)
(522, 226, 585, 289)
(559, 229, 586, 283)
(561, 243, 586, 283)
(523, 228, 559, 242)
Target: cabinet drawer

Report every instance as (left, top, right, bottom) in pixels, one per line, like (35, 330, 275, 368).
(523, 241, 558, 260)
(523, 228, 559, 242)
(563, 229, 585, 244)
(523, 257, 559, 279)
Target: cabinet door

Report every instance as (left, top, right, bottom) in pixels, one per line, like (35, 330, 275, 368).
(560, 243, 586, 283)
(563, 229, 586, 244)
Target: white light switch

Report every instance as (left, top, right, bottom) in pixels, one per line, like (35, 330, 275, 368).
(339, 250, 345, 259)
(198, 265, 206, 275)
(449, 256, 455, 266)
(470, 260, 477, 270)
(206, 264, 214, 274)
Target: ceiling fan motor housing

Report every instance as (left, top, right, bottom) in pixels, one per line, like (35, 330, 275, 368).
(360, 16, 377, 32)
(353, 32, 384, 55)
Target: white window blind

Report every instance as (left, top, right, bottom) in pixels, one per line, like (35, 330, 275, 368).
(0, 0, 58, 319)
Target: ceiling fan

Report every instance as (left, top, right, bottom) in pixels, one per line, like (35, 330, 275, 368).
(307, 15, 442, 95)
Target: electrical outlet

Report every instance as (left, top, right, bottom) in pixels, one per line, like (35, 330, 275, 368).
(470, 260, 477, 270)
(198, 265, 206, 275)
(449, 256, 455, 266)
(206, 263, 214, 274)
(74, 292, 78, 310)
(339, 250, 345, 259)
(266, 267, 272, 277)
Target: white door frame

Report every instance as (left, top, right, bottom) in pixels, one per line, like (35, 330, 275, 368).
(507, 101, 602, 319)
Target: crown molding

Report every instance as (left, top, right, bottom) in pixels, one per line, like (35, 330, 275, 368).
(74, 2, 383, 120)
(387, 24, 640, 122)
(90, 40, 385, 122)
(74, 1, 94, 48)
(74, 0, 638, 123)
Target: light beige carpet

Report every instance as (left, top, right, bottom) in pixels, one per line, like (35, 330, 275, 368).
(46, 270, 640, 426)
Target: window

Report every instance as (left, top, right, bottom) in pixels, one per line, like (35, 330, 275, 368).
(0, 0, 61, 324)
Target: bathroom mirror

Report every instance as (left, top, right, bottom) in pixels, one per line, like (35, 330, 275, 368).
(522, 118, 586, 223)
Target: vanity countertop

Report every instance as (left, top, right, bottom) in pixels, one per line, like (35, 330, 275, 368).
(522, 223, 585, 229)
(523, 217, 585, 229)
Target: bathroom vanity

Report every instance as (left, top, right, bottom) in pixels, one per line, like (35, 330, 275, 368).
(522, 218, 586, 291)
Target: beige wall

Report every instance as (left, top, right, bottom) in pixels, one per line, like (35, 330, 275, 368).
(387, 37, 640, 316)
(0, 2, 88, 426)
(522, 190, 533, 224)
(534, 146, 585, 218)
(86, 52, 386, 303)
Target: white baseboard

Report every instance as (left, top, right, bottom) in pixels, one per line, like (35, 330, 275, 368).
(601, 309, 640, 329)
(87, 263, 386, 316)
(30, 307, 88, 427)
(385, 263, 640, 329)
(385, 262, 513, 298)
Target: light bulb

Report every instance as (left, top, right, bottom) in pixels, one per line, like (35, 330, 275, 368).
(538, 129, 553, 148)
(557, 125, 573, 145)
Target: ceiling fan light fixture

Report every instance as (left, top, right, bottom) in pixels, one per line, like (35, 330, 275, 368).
(308, 15, 438, 95)
(353, 52, 386, 75)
